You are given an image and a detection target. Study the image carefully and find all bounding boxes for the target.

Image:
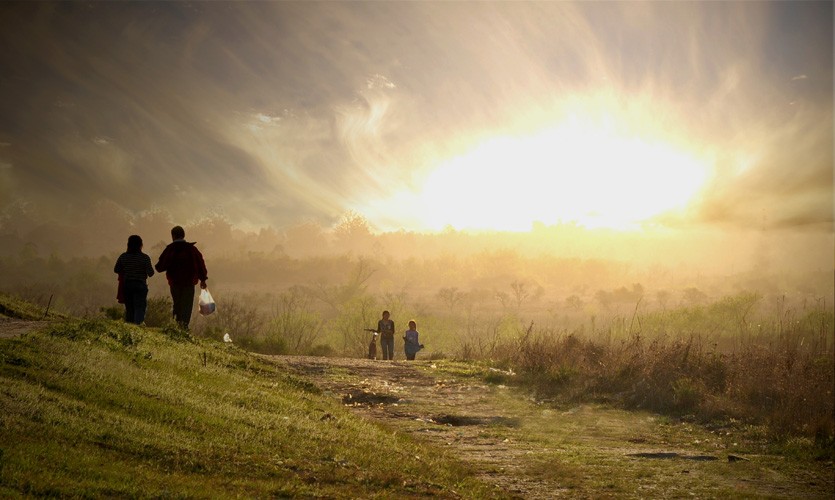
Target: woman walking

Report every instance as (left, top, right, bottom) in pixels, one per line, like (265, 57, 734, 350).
(114, 235, 154, 324)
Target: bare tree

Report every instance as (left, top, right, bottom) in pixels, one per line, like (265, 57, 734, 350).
(495, 290, 512, 310)
(268, 286, 323, 354)
(312, 257, 376, 313)
(437, 287, 463, 312)
(335, 294, 378, 357)
(566, 294, 584, 311)
(510, 280, 529, 309)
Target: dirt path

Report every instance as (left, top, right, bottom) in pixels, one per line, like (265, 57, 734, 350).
(268, 355, 834, 499)
(0, 318, 50, 339)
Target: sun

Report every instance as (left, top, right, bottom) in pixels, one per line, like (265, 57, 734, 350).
(411, 118, 709, 231)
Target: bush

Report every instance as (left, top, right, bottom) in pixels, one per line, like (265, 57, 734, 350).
(671, 377, 704, 412)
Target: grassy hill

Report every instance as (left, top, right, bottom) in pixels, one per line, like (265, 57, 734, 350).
(0, 306, 492, 497)
(0, 292, 66, 321)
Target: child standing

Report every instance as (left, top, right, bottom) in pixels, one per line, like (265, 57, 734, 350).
(376, 310, 395, 360)
(403, 320, 423, 360)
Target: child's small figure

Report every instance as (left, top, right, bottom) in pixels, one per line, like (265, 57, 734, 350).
(377, 310, 395, 360)
(403, 320, 423, 361)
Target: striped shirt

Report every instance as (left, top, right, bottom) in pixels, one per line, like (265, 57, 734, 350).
(114, 252, 154, 282)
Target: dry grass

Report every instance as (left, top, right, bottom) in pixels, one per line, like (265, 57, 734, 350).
(457, 294, 834, 454)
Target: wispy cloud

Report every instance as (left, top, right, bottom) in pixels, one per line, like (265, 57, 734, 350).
(0, 1, 830, 235)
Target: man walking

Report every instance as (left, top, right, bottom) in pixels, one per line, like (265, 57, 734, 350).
(155, 225, 208, 329)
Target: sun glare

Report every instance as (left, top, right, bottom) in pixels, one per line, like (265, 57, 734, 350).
(411, 119, 709, 232)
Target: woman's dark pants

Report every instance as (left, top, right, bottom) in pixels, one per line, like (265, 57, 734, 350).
(123, 280, 148, 325)
(380, 335, 394, 360)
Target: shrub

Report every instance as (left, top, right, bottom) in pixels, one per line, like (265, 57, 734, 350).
(266, 287, 324, 354)
(671, 377, 704, 412)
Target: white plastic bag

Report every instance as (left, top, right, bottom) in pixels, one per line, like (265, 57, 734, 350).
(198, 288, 216, 316)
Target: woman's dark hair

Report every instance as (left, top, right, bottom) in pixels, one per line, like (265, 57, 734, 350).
(127, 235, 143, 252)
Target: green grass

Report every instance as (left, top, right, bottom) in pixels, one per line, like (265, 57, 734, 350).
(0, 291, 66, 321)
(0, 316, 494, 498)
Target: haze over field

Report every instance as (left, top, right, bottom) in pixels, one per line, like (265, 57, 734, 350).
(0, 1, 832, 282)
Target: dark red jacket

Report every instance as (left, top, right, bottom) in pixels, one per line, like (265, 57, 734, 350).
(154, 240, 208, 287)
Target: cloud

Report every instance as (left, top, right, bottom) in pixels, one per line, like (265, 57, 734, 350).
(0, 1, 830, 235)
(366, 74, 396, 90)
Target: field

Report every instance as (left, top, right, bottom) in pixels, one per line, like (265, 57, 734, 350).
(1, 291, 833, 497)
(0, 241, 835, 498)
(2, 247, 833, 448)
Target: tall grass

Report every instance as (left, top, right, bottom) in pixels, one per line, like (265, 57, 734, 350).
(457, 293, 834, 450)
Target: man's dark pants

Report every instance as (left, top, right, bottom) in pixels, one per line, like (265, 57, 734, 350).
(170, 284, 195, 329)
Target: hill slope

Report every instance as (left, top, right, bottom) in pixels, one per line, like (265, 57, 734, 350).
(0, 317, 491, 498)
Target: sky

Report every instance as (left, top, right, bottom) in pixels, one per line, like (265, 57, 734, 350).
(0, 1, 832, 235)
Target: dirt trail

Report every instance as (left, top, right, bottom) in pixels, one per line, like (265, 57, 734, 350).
(0, 318, 50, 339)
(271, 355, 552, 497)
(268, 355, 834, 499)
